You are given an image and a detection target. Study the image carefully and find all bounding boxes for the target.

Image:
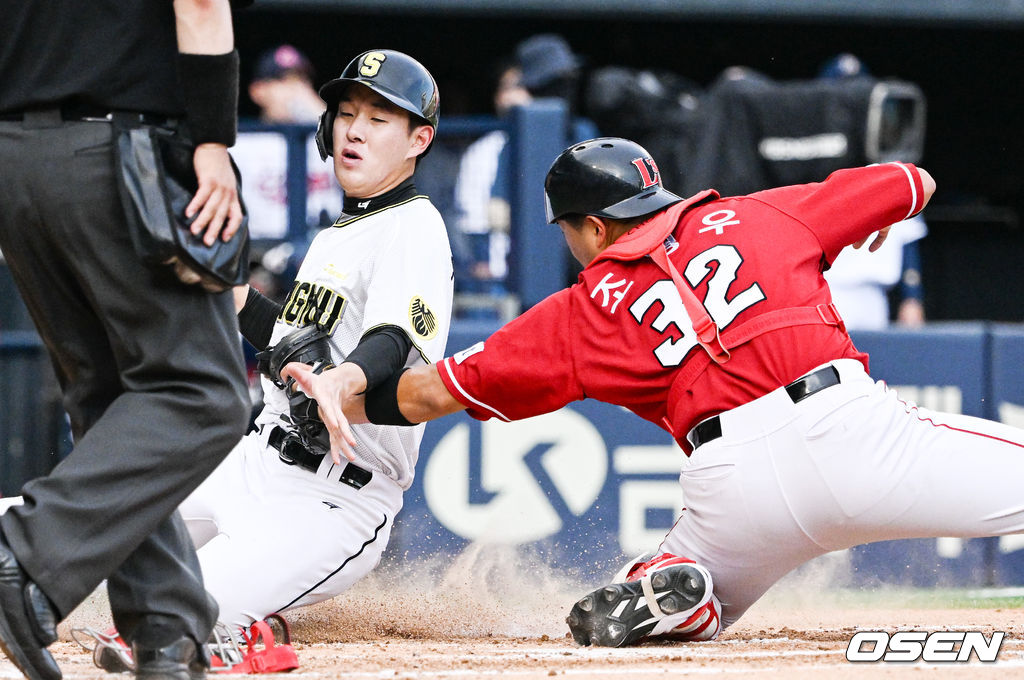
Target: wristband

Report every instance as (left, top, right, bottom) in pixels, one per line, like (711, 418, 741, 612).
(363, 369, 414, 426)
(177, 49, 240, 146)
(237, 286, 282, 351)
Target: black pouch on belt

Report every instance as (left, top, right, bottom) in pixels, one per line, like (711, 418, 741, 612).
(111, 116, 250, 292)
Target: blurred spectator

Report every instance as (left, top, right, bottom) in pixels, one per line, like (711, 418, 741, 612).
(825, 215, 927, 330)
(450, 36, 599, 311)
(516, 33, 582, 117)
(231, 44, 341, 245)
(818, 53, 927, 329)
(247, 44, 323, 124)
(513, 33, 598, 141)
(502, 34, 600, 285)
(451, 61, 530, 297)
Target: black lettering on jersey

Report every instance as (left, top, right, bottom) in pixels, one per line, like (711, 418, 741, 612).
(628, 244, 765, 368)
(280, 285, 307, 325)
(279, 281, 347, 334)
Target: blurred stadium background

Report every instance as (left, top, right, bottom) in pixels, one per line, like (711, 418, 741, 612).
(3, 0, 1024, 589)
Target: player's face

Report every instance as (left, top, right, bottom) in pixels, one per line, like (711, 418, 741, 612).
(331, 84, 432, 197)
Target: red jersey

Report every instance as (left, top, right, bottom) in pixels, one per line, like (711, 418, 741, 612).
(437, 163, 927, 451)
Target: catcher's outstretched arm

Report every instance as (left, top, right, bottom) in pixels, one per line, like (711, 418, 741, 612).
(394, 364, 466, 423)
(282, 362, 464, 464)
(851, 167, 935, 251)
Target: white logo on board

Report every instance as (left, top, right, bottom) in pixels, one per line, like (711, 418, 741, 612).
(422, 410, 607, 543)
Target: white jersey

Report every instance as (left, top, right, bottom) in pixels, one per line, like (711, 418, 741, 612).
(182, 187, 454, 632)
(255, 194, 454, 489)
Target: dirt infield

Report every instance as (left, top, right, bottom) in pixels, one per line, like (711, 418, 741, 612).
(40, 603, 1024, 679)
(16, 547, 1024, 679)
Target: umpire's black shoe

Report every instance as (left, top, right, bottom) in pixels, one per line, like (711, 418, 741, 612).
(0, 538, 62, 680)
(132, 636, 206, 680)
(566, 563, 708, 647)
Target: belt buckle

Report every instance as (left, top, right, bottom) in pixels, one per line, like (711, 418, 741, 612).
(276, 434, 302, 467)
(277, 432, 324, 473)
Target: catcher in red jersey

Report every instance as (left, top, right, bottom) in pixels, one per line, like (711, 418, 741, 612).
(284, 137, 1024, 648)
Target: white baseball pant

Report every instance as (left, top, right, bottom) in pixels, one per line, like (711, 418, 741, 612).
(180, 426, 403, 633)
(661, 358, 1024, 628)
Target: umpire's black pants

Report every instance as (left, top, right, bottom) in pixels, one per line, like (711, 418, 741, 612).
(0, 110, 250, 645)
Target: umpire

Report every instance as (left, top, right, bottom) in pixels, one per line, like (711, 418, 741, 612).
(0, 2, 250, 680)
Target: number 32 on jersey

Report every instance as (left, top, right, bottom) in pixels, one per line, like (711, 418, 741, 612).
(629, 243, 764, 367)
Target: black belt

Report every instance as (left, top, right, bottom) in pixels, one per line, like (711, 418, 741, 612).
(267, 425, 373, 490)
(687, 365, 842, 449)
(0, 106, 171, 125)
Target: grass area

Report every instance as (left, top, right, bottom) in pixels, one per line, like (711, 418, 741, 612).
(752, 551, 1024, 611)
(843, 587, 1024, 609)
(761, 584, 1024, 610)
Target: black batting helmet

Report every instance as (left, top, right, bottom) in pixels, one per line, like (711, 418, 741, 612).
(315, 49, 440, 160)
(544, 137, 684, 223)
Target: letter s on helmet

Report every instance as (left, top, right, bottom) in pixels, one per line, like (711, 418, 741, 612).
(315, 49, 440, 160)
(544, 137, 684, 223)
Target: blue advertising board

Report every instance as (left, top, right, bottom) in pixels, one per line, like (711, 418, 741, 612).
(986, 324, 1024, 585)
(394, 400, 684, 582)
(846, 325, 1002, 586)
(3, 321, 1023, 586)
(390, 322, 1024, 587)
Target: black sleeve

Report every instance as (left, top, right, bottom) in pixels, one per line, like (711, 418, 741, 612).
(237, 287, 282, 351)
(344, 325, 414, 392)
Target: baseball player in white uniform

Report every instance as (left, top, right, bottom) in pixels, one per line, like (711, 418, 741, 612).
(177, 49, 453, 635)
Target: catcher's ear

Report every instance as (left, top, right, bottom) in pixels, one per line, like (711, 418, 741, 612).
(315, 108, 334, 161)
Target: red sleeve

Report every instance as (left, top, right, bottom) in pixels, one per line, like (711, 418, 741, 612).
(749, 162, 926, 263)
(436, 289, 583, 421)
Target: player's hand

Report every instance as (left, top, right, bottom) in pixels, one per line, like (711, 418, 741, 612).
(851, 225, 891, 252)
(188, 143, 244, 246)
(280, 362, 359, 464)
